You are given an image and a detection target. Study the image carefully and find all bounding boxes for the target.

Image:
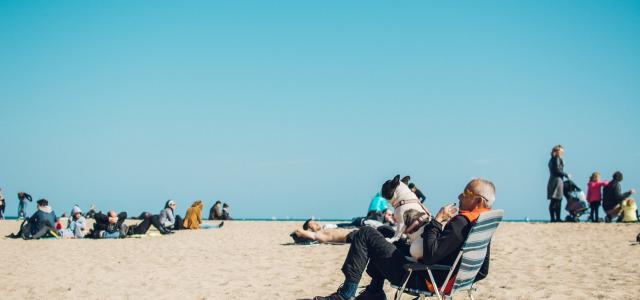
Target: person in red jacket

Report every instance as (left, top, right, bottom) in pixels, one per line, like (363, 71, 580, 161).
(586, 172, 608, 222)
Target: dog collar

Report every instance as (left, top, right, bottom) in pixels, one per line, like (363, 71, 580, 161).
(404, 214, 430, 234)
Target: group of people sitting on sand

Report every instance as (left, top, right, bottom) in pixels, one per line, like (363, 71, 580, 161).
(547, 145, 638, 223)
(297, 175, 498, 300)
(5, 197, 228, 240)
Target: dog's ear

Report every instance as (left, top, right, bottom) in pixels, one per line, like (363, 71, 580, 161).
(401, 176, 410, 185)
(382, 175, 402, 200)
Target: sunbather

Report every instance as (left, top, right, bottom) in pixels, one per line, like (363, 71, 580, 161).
(88, 210, 128, 239)
(293, 220, 355, 243)
(127, 211, 173, 235)
(312, 178, 496, 300)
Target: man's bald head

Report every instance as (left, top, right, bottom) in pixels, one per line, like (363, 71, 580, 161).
(466, 178, 496, 208)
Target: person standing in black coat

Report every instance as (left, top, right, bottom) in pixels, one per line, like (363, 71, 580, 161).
(547, 145, 568, 222)
(603, 171, 636, 222)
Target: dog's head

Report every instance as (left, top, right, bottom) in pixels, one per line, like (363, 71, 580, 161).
(381, 175, 401, 201)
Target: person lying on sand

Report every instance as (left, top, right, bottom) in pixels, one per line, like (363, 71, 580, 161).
(293, 219, 396, 244)
(88, 210, 128, 238)
(312, 178, 496, 300)
(293, 219, 355, 243)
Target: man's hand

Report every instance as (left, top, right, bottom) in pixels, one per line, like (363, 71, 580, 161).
(630, 189, 636, 195)
(435, 204, 457, 223)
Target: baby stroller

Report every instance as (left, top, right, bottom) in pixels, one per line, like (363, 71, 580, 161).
(564, 179, 589, 222)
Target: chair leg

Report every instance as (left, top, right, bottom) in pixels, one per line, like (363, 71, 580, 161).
(394, 269, 413, 300)
(426, 270, 442, 300)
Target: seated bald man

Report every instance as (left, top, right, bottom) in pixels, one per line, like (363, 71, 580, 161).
(313, 178, 496, 300)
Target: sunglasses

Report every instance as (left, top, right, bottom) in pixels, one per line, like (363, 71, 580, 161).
(459, 188, 489, 202)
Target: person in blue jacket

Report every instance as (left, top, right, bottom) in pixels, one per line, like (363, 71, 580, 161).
(367, 193, 388, 221)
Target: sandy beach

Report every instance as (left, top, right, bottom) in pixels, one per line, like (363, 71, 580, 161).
(1, 220, 639, 299)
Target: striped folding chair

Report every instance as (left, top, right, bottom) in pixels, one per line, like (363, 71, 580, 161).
(391, 209, 504, 300)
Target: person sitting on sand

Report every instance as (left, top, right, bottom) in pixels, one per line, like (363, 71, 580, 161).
(620, 198, 638, 223)
(367, 193, 388, 222)
(28, 199, 58, 239)
(159, 200, 184, 230)
(183, 200, 204, 229)
(603, 171, 636, 222)
(209, 201, 222, 220)
(30, 199, 58, 238)
(59, 205, 87, 239)
(8, 198, 59, 240)
(222, 203, 233, 220)
(84, 204, 96, 219)
(312, 178, 496, 300)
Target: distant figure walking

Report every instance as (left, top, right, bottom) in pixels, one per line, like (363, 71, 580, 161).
(0, 188, 5, 219)
(547, 145, 568, 222)
(17, 192, 33, 219)
(586, 172, 608, 222)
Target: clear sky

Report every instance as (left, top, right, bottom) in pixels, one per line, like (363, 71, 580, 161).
(1, 1, 639, 220)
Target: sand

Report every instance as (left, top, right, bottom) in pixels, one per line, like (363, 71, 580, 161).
(1, 220, 639, 299)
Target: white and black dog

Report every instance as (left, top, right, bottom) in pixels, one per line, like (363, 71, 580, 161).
(381, 175, 432, 250)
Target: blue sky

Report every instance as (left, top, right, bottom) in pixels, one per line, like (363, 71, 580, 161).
(1, 1, 639, 220)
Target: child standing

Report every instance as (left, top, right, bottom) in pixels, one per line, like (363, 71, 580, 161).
(587, 172, 608, 222)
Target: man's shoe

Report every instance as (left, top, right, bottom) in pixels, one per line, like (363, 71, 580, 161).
(355, 287, 387, 300)
(120, 224, 129, 238)
(313, 293, 353, 300)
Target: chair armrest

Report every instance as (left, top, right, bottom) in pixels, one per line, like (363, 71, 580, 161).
(403, 263, 452, 272)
